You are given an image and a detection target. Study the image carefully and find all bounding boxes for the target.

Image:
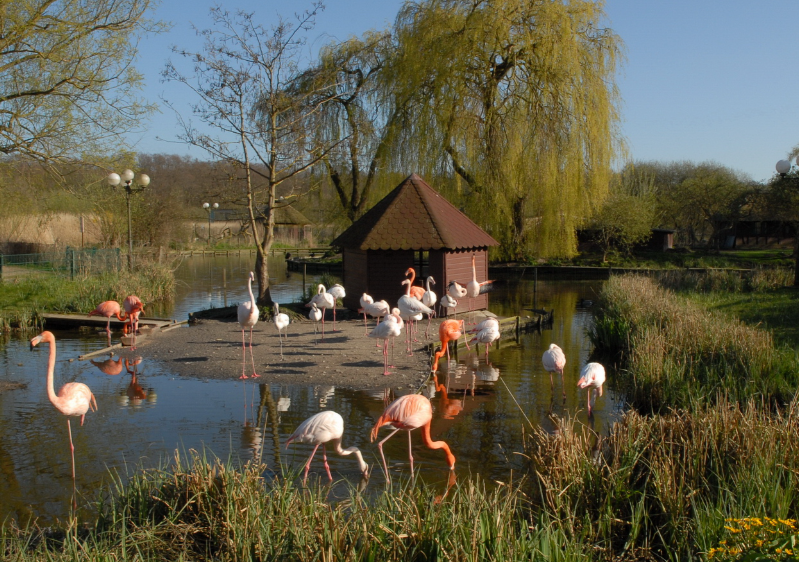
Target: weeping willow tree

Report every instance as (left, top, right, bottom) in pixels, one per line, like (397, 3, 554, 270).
(384, 0, 623, 259)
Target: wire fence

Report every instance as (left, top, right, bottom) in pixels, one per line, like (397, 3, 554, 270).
(0, 247, 122, 280)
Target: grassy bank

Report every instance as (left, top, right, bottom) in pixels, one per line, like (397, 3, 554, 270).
(0, 261, 175, 329)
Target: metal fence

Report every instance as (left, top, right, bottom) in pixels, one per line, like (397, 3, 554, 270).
(0, 247, 121, 280)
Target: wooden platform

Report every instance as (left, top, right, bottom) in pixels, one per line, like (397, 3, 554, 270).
(41, 313, 175, 330)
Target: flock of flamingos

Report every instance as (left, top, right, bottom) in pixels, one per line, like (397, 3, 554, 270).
(29, 255, 606, 487)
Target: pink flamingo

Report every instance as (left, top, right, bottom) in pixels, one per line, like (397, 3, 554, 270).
(30, 331, 97, 485)
(90, 356, 124, 375)
(542, 343, 566, 396)
(370, 394, 456, 481)
(305, 284, 335, 340)
(368, 310, 401, 375)
(88, 301, 125, 343)
(122, 295, 144, 349)
(404, 268, 426, 301)
(237, 272, 259, 379)
(286, 411, 369, 483)
(432, 319, 470, 371)
(577, 362, 606, 416)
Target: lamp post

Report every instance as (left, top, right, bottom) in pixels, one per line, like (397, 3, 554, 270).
(203, 202, 219, 247)
(107, 169, 150, 269)
(775, 156, 799, 286)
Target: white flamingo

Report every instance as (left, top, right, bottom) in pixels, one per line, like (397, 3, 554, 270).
(363, 299, 391, 346)
(542, 343, 566, 396)
(398, 279, 433, 355)
(469, 317, 499, 333)
(389, 307, 404, 367)
(469, 324, 500, 361)
(359, 293, 374, 334)
(305, 284, 335, 340)
(308, 302, 322, 344)
(466, 254, 493, 323)
(577, 362, 606, 417)
(237, 272, 259, 379)
(368, 311, 401, 376)
(440, 294, 458, 317)
(328, 284, 346, 331)
(286, 411, 368, 483)
(422, 276, 437, 338)
(272, 302, 290, 360)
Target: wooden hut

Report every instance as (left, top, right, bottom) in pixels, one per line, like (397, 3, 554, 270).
(331, 174, 499, 315)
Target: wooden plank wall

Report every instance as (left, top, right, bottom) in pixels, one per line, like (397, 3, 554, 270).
(443, 248, 488, 315)
(367, 250, 415, 309)
(342, 249, 368, 310)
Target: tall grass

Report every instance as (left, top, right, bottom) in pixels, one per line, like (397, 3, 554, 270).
(527, 400, 799, 560)
(655, 267, 793, 293)
(1, 450, 584, 561)
(590, 275, 799, 412)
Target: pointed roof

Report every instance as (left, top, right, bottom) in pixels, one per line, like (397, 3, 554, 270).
(331, 174, 499, 251)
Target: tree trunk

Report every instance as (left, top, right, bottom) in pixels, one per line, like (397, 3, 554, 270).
(254, 249, 273, 306)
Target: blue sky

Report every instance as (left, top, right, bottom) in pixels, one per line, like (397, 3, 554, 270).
(133, 0, 799, 182)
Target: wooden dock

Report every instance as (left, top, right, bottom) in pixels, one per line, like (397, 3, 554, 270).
(41, 313, 175, 330)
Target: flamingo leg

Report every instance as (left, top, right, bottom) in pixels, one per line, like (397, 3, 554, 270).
(322, 444, 333, 481)
(313, 322, 318, 345)
(407, 430, 415, 477)
(332, 307, 337, 332)
(321, 309, 326, 340)
(304, 444, 320, 483)
(561, 369, 565, 399)
(377, 427, 401, 482)
(239, 329, 248, 379)
(363, 311, 369, 335)
(382, 340, 390, 376)
(587, 388, 592, 417)
(67, 419, 76, 482)
(389, 337, 396, 368)
(249, 327, 259, 378)
(279, 330, 284, 360)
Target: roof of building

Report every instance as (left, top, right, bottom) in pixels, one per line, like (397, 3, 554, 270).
(331, 173, 499, 251)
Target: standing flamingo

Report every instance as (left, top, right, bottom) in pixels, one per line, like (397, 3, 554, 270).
(432, 319, 470, 371)
(305, 285, 335, 340)
(272, 302, 290, 360)
(398, 279, 433, 355)
(469, 322, 500, 361)
(404, 268, 426, 301)
(465, 254, 494, 323)
(363, 300, 391, 344)
(542, 343, 566, 396)
(359, 293, 374, 334)
(308, 302, 322, 344)
(368, 311, 401, 376)
(30, 331, 97, 486)
(88, 301, 125, 343)
(370, 394, 456, 481)
(421, 276, 437, 338)
(328, 284, 346, 331)
(577, 362, 606, 416)
(440, 294, 458, 317)
(122, 295, 144, 350)
(237, 272, 259, 380)
(286, 411, 369, 483)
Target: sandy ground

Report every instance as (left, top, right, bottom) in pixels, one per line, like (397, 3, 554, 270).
(128, 316, 439, 390)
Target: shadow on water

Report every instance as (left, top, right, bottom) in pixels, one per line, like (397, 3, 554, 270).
(0, 259, 622, 524)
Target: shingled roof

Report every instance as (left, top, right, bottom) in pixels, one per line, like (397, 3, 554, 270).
(331, 174, 499, 251)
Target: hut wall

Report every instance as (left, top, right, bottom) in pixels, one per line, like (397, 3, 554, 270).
(443, 248, 488, 315)
(367, 250, 415, 307)
(342, 248, 369, 311)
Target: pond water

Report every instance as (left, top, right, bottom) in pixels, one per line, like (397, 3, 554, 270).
(0, 256, 621, 525)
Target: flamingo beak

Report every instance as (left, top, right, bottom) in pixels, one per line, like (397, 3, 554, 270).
(30, 336, 42, 350)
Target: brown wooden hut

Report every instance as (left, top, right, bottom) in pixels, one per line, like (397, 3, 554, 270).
(331, 174, 499, 315)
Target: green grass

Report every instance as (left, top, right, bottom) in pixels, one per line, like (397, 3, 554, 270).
(534, 248, 795, 270)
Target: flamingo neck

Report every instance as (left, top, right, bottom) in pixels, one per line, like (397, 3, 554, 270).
(407, 269, 416, 286)
(333, 439, 369, 473)
(471, 255, 476, 281)
(44, 336, 58, 407)
(248, 275, 256, 307)
(421, 421, 455, 468)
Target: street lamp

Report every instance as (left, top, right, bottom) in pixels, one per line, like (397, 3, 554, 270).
(776, 156, 799, 177)
(203, 202, 219, 247)
(107, 169, 151, 269)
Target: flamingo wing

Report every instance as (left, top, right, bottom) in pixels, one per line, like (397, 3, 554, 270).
(287, 411, 344, 445)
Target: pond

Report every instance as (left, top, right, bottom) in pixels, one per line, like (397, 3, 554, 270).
(0, 255, 621, 525)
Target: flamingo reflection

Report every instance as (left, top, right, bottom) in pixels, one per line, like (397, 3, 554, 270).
(91, 356, 124, 376)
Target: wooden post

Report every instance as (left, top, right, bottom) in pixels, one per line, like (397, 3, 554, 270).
(303, 263, 307, 297)
(515, 315, 520, 339)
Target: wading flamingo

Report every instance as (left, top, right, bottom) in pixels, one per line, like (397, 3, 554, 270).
(432, 319, 470, 371)
(404, 268, 426, 301)
(88, 301, 125, 342)
(359, 293, 374, 334)
(469, 321, 500, 361)
(308, 302, 322, 344)
(577, 362, 606, 417)
(368, 311, 401, 376)
(465, 254, 494, 322)
(286, 410, 368, 483)
(305, 285, 335, 339)
(237, 272, 259, 379)
(398, 279, 433, 355)
(272, 302, 290, 360)
(122, 295, 144, 349)
(30, 331, 97, 486)
(328, 284, 346, 331)
(542, 343, 566, 396)
(422, 276, 437, 338)
(370, 394, 455, 481)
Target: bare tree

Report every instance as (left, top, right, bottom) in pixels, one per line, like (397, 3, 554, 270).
(163, 4, 337, 304)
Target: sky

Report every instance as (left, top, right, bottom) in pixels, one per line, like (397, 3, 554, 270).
(131, 0, 799, 183)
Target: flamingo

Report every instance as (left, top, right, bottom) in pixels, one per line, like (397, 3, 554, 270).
(469, 323, 500, 361)
(542, 343, 566, 396)
(447, 280, 467, 300)
(122, 295, 144, 349)
(432, 319, 470, 371)
(398, 279, 433, 355)
(237, 272, 259, 380)
(422, 276, 437, 338)
(370, 394, 456, 481)
(466, 254, 494, 322)
(368, 311, 401, 376)
(30, 331, 97, 486)
(88, 301, 125, 342)
(286, 411, 368, 483)
(305, 285, 335, 339)
(404, 268, 426, 301)
(272, 302, 290, 360)
(308, 302, 322, 344)
(577, 362, 606, 416)
(469, 317, 499, 334)
(359, 293, 374, 334)
(440, 294, 458, 317)
(363, 300, 391, 345)
(328, 284, 346, 331)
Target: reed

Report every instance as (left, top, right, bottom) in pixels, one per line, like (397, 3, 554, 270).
(590, 275, 799, 412)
